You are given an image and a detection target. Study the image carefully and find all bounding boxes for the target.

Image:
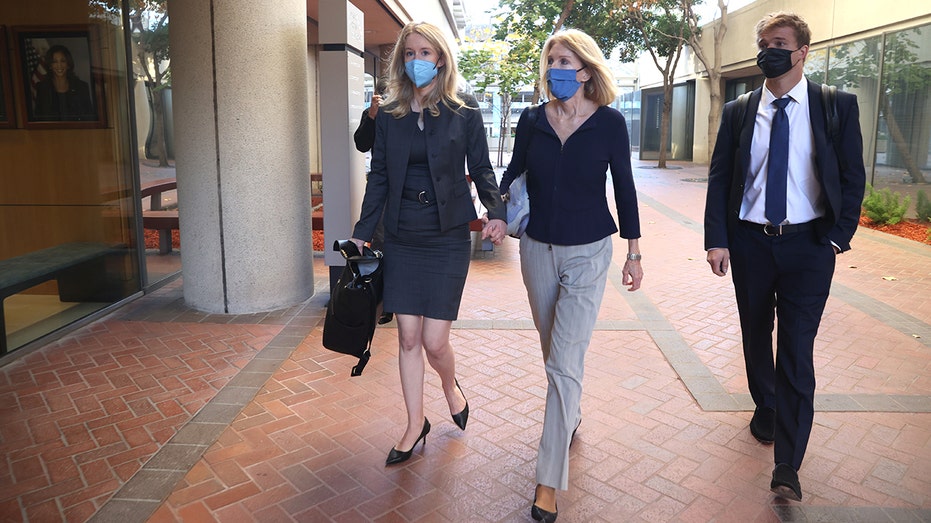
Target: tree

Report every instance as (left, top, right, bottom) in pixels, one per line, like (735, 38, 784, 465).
(619, 0, 697, 169)
(491, 0, 638, 104)
(684, 0, 728, 159)
(461, 1, 638, 165)
(91, 0, 171, 167)
(459, 39, 536, 166)
(131, 4, 171, 167)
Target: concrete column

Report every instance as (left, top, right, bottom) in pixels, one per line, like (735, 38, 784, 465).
(319, 1, 367, 285)
(168, 0, 313, 313)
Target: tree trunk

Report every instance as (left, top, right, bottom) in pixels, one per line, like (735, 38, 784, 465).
(658, 82, 673, 168)
(151, 89, 169, 167)
(706, 70, 723, 157)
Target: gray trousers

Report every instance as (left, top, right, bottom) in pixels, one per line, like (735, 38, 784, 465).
(520, 234, 612, 490)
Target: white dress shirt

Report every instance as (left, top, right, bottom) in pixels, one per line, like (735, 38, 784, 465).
(741, 79, 824, 226)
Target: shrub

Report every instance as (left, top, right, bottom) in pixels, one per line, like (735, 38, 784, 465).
(861, 184, 910, 225)
(916, 189, 931, 222)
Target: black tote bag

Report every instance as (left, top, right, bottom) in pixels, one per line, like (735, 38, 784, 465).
(322, 239, 384, 376)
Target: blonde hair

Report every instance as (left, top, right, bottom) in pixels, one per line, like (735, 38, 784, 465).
(539, 29, 617, 107)
(384, 22, 466, 118)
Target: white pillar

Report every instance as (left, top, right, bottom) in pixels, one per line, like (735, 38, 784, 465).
(168, 0, 313, 313)
(319, 1, 367, 282)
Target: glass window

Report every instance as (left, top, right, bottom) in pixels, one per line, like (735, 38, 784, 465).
(876, 25, 931, 187)
(826, 36, 882, 181)
(0, 1, 141, 355)
(804, 48, 828, 85)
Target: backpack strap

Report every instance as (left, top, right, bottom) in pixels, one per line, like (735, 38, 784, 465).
(732, 91, 753, 150)
(821, 83, 838, 141)
(820, 83, 846, 172)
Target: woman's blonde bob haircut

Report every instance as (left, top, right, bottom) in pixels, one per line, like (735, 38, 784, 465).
(384, 21, 466, 118)
(539, 29, 617, 107)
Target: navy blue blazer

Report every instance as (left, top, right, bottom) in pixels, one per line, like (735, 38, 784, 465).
(704, 80, 866, 252)
(500, 103, 640, 245)
(353, 93, 503, 241)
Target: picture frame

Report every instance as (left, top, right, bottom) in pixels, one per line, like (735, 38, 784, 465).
(12, 24, 107, 129)
(0, 26, 15, 128)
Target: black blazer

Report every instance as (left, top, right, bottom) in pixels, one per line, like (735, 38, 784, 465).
(353, 93, 504, 240)
(704, 80, 866, 252)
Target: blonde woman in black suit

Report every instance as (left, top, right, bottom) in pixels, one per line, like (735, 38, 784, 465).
(351, 21, 507, 466)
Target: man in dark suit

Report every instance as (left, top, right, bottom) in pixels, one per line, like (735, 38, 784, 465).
(704, 12, 866, 501)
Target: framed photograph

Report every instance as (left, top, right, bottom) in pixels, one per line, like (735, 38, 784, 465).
(0, 27, 15, 128)
(12, 25, 107, 129)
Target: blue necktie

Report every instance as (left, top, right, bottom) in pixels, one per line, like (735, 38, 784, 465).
(766, 97, 792, 226)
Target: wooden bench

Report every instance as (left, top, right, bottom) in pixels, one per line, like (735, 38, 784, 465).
(0, 242, 119, 354)
(141, 179, 179, 254)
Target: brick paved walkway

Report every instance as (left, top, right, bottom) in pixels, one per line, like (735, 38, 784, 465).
(1, 160, 929, 522)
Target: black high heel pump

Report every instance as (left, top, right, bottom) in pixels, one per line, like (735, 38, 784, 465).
(385, 418, 430, 466)
(451, 379, 469, 430)
(531, 494, 558, 522)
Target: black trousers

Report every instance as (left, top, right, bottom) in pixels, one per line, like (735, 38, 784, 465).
(729, 221, 836, 469)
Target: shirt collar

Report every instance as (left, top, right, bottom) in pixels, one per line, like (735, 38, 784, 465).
(763, 78, 808, 106)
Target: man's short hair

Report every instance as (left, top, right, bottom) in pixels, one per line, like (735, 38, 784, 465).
(755, 12, 812, 47)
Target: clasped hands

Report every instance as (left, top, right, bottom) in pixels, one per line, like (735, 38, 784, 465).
(481, 217, 507, 245)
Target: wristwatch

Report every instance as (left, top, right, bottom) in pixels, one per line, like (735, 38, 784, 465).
(626, 253, 642, 261)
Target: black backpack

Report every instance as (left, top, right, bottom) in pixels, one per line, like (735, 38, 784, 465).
(322, 239, 384, 376)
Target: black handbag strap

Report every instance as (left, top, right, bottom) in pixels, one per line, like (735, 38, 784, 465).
(517, 105, 540, 176)
(350, 286, 377, 376)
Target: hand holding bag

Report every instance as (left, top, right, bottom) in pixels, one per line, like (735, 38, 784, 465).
(322, 239, 384, 376)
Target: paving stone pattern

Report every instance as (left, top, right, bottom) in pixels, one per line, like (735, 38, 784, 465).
(1, 160, 929, 522)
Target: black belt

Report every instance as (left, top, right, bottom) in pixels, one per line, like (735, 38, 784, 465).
(739, 220, 814, 236)
(401, 189, 435, 204)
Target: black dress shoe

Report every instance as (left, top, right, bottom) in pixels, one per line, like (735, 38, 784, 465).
(385, 418, 430, 466)
(750, 407, 775, 444)
(771, 463, 802, 501)
(378, 312, 393, 325)
(531, 494, 557, 522)
(451, 379, 469, 430)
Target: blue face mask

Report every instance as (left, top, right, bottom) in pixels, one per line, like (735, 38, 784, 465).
(405, 59, 439, 88)
(547, 67, 584, 101)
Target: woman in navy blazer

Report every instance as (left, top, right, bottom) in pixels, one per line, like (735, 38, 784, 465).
(351, 22, 506, 466)
(499, 29, 643, 522)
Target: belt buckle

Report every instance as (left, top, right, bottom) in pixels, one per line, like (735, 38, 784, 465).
(763, 224, 782, 236)
(418, 190, 430, 204)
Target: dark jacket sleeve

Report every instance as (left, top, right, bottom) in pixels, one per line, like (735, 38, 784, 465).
(704, 99, 739, 251)
(463, 95, 505, 222)
(352, 109, 389, 242)
(826, 91, 866, 252)
(353, 108, 376, 153)
(608, 112, 640, 239)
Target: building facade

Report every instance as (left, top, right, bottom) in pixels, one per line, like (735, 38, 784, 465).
(638, 0, 931, 200)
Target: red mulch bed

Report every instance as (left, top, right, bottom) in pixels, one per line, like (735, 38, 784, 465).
(859, 215, 931, 245)
(144, 229, 327, 251)
(144, 229, 180, 249)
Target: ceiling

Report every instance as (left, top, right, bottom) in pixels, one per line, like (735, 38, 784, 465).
(306, 0, 411, 55)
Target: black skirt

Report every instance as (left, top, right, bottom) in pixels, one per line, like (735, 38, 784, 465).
(382, 198, 471, 321)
